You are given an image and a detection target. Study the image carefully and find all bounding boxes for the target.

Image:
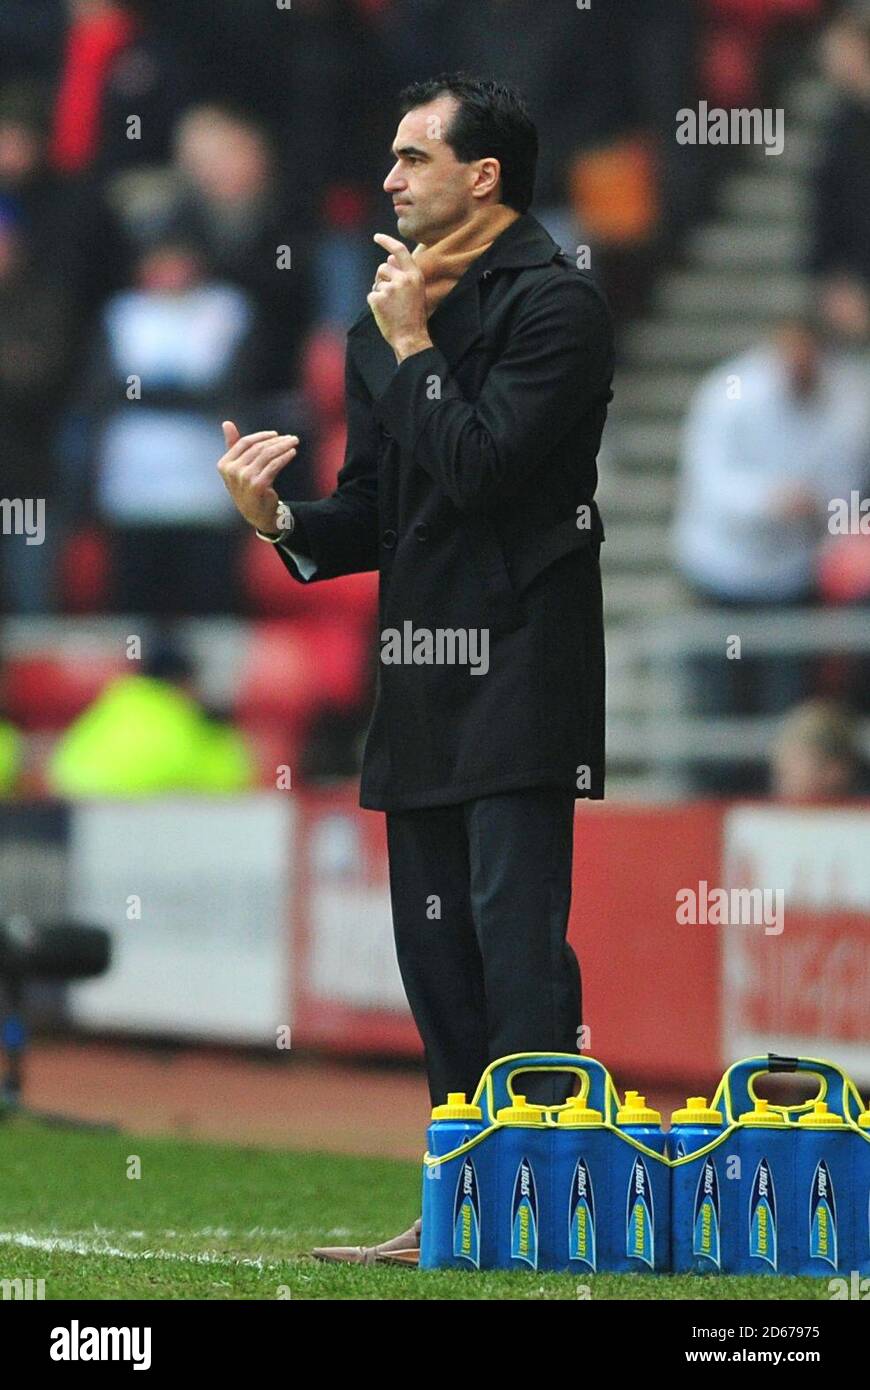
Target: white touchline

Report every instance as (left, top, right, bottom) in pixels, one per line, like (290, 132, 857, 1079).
(0, 1231, 281, 1271)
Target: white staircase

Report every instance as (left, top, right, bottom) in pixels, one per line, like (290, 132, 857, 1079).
(598, 74, 831, 795)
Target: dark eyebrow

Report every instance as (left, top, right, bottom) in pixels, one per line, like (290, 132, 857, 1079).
(391, 144, 431, 160)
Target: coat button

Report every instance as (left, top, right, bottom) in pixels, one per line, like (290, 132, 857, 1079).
(381, 528, 397, 549)
(414, 523, 429, 542)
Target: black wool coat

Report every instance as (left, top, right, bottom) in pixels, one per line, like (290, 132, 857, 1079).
(278, 212, 614, 811)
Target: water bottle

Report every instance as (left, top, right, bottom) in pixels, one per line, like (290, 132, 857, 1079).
(420, 1092, 486, 1270)
(668, 1096, 724, 1160)
(796, 1101, 851, 1275)
(493, 1094, 550, 1270)
(613, 1091, 670, 1272)
(552, 1096, 607, 1273)
(736, 1099, 793, 1274)
(669, 1097, 726, 1273)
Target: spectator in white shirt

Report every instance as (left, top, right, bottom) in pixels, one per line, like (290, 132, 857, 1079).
(673, 316, 870, 603)
(80, 235, 268, 613)
(671, 315, 870, 791)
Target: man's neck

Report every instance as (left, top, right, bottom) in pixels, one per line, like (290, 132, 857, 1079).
(418, 200, 508, 248)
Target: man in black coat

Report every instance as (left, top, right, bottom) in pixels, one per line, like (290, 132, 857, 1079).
(218, 74, 613, 1264)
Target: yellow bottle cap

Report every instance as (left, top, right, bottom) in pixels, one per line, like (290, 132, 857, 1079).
(430, 1092, 482, 1121)
(738, 1098, 787, 1125)
(496, 1094, 541, 1124)
(557, 1096, 604, 1126)
(670, 1096, 724, 1125)
(616, 1090, 661, 1125)
(797, 1101, 848, 1128)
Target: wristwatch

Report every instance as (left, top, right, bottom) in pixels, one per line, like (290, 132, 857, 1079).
(255, 500, 295, 544)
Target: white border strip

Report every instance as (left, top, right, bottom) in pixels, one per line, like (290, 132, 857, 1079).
(0, 1231, 281, 1272)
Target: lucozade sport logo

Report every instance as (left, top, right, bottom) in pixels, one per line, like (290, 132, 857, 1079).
(693, 1158, 721, 1268)
(749, 1158, 777, 1269)
(511, 1158, 538, 1267)
(626, 1156, 655, 1267)
(568, 1157, 596, 1270)
(809, 1160, 837, 1268)
(453, 1157, 480, 1267)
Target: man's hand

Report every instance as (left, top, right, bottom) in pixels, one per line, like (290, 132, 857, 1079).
(368, 233, 432, 362)
(217, 421, 298, 532)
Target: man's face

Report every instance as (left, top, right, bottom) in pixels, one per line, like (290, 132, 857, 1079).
(0, 121, 42, 185)
(383, 95, 497, 245)
(176, 112, 269, 205)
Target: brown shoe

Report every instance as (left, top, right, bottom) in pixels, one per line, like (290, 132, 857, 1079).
(310, 1217, 422, 1266)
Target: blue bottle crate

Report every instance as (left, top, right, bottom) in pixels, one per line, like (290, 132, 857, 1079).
(670, 1053, 869, 1276)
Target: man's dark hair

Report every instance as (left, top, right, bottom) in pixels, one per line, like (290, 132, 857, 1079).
(397, 73, 537, 214)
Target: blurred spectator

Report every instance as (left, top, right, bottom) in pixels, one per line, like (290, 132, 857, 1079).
(811, 2, 870, 344)
(164, 104, 315, 381)
(0, 201, 74, 614)
(49, 0, 185, 178)
(673, 315, 870, 789)
(258, 0, 390, 208)
(769, 698, 867, 799)
(0, 79, 67, 268)
(701, 0, 825, 108)
(674, 316, 870, 611)
(47, 637, 256, 796)
(0, 76, 129, 342)
(74, 235, 266, 615)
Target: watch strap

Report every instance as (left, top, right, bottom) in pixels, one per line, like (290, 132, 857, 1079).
(255, 502, 295, 544)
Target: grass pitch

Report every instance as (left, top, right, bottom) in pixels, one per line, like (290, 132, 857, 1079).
(0, 1117, 836, 1300)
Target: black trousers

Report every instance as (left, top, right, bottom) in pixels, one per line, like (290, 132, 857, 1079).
(385, 787, 581, 1109)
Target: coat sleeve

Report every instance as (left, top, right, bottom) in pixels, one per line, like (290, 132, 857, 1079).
(372, 272, 613, 514)
(276, 347, 380, 583)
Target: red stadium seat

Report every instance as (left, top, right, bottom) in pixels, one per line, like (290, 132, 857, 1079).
(241, 531, 319, 616)
(235, 615, 373, 728)
(818, 534, 870, 606)
(239, 720, 304, 788)
(241, 529, 378, 623)
(235, 620, 322, 725)
(58, 527, 112, 613)
(5, 652, 125, 731)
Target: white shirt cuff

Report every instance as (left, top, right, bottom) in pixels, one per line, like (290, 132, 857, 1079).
(278, 540, 318, 580)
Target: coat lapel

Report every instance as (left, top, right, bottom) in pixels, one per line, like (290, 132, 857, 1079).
(348, 313, 401, 402)
(348, 277, 485, 401)
(348, 213, 561, 400)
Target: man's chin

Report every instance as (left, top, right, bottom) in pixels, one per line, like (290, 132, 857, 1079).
(395, 209, 414, 237)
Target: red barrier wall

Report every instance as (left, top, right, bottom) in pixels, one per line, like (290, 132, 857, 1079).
(291, 791, 723, 1083)
(570, 802, 722, 1082)
(290, 790, 870, 1091)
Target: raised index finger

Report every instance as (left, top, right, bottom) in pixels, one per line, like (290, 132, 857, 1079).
(373, 233, 414, 267)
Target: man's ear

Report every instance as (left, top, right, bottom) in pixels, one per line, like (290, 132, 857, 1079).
(473, 157, 501, 199)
